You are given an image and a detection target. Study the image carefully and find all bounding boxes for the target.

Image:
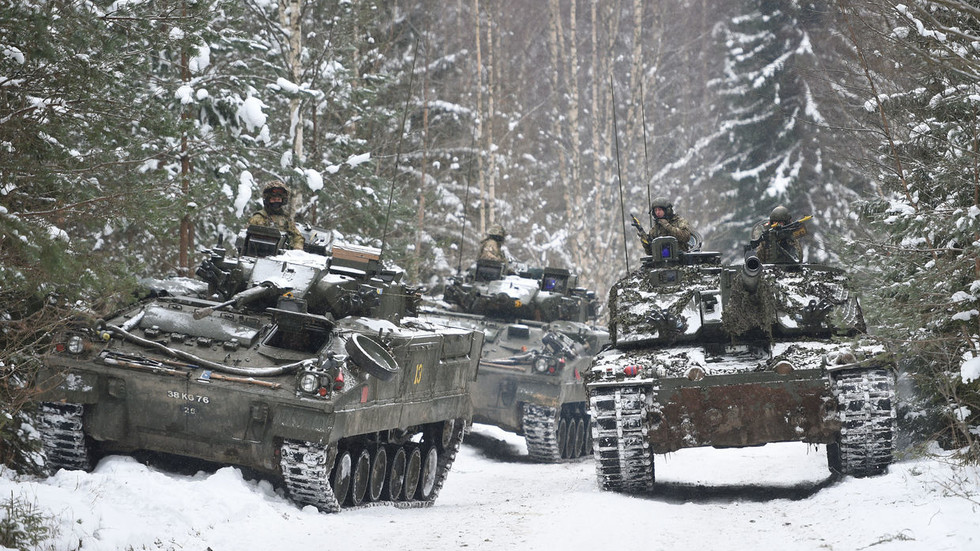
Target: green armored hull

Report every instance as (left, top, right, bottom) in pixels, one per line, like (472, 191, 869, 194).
(419, 260, 608, 461)
(35, 226, 484, 512)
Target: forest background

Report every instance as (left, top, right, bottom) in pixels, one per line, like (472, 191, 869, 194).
(1, 0, 978, 467)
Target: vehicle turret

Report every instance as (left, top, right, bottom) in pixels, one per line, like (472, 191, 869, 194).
(587, 235, 895, 492)
(442, 259, 599, 324)
(419, 254, 608, 462)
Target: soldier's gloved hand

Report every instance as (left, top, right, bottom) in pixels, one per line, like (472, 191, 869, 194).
(656, 218, 669, 227)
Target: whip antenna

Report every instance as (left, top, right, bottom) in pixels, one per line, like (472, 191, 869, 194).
(611, 75, 630, 274)
(640, 80, 652, 225)
(380, 37, 420, 260)
(456, 141, 476, 275)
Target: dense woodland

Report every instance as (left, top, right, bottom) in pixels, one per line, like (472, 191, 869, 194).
(1, 0, 978, 465)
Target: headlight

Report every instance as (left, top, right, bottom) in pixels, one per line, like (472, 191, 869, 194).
(299, 373, 318, 393)
(67, 335, 85, 354)
(533, 357, 550, 373)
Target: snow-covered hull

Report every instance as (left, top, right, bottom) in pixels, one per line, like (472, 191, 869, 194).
(585, 237, 897, 492)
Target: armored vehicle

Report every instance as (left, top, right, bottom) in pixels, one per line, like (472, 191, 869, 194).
(586, 236, 896, 492)
(34, 224, 484, 512)
(418, 259, 608, 461)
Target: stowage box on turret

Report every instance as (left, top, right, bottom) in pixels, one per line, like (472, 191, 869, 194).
(34, 224, 484, 512)
(418, 259, 608, 461)
(585, 236, 896, 492)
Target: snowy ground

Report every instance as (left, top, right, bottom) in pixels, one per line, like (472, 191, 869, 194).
(1, 424, 977, 551)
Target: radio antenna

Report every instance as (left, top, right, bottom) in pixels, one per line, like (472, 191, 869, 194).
(640, 80, 652, 225)
(380, 37, 420, 260)
(611, 75, 630, 274)
(456, 140, 476, 275)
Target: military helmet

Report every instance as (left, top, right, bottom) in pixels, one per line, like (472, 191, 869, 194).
(487, 223, 506, 240)
(650, 196, 674, 219)
(769, 205, 791, 224)
(262, 180, 289, 215)
(262, 180, 289, 199)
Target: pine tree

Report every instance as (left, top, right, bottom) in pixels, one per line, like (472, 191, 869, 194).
(844, 0, 980, 459)
(712, 0, 871, 260)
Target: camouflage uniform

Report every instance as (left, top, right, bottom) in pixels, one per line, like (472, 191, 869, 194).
(248, 209, 305, 250)
(754, 205, 805, 263)
(645, 215, 694, 254)
(478, 224, 508, 262)
(755, 229, 804, 263)
(478, 238, 505, 262)
(249, 181, 304, 250)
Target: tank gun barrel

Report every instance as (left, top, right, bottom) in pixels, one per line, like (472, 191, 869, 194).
(741, 254, 763, 293)
(193, 282, 282, 319)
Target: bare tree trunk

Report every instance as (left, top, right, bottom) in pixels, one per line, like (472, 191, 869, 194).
(279, 0, 304, 167)
(590, 0, 602, 262)
(486, 4, 497, 228)
(415, 33, 430, 282)
(594, 0, 625, 293)
(566, 0, 587, 272)
(548, 0, 571, 224)
(625, 0, 644, 196)
(178, 0, 192, 276)
(474, 0, 486, 235)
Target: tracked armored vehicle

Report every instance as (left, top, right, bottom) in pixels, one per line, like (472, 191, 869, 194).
(418, 259, 608, 461)
(34, 224, 484, 512)
(586, 236, 896, 492)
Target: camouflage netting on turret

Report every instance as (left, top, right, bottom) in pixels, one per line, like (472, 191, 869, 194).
(724, 266, 866, 338)
(722, 274, 779, 338)
(608, 265, 718, 344)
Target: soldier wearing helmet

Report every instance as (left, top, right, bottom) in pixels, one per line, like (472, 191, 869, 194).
(478, 223, 508, 263)
(248, 180, 304, 250)
(754, 205, 806, 263)
(644, 196, 694, 254)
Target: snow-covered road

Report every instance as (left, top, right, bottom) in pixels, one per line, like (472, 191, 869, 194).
(1, 424, 976, 551)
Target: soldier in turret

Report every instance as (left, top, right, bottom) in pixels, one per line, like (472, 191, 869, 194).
(478, 224, 508, 263)
(754, 205, 807, 263)
(248, 181, 304, 250)
(644, 196, 694, 254)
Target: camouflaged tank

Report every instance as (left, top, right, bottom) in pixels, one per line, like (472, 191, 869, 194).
(34, 224, 484, 512)
(417, 258, 608, 462)
(586, 236, 896, 492)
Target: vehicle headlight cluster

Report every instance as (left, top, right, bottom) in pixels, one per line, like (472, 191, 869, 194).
(532, 356, 565, 375)
(54, 333, 91, 355)
(533, 357, 550, 373)
(296, 356, 345, 398)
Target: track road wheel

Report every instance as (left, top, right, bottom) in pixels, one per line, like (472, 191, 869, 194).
(416, 445, 439, 500)
(557, 417, 571, 459)
(349, 449, 371, 505)
(368, 447, 388, 502)
(403, 446, 422, 500)
(384, 446, 406, 500)
(330, 450, 352, 506)
(584, 417, 594, 457)
(432, 419, 456, 451)
(570, 418, 586, 458)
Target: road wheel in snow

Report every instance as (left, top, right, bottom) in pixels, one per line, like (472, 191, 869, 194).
(330, 450, 352, 506)
(403, 446, 422, 500)
(368, 446, 387, 502)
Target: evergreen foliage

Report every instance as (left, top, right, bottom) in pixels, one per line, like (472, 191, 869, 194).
(844, 0, 980, 461)
(710, 0, 873, 261)
(1, 0, 978, 468)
